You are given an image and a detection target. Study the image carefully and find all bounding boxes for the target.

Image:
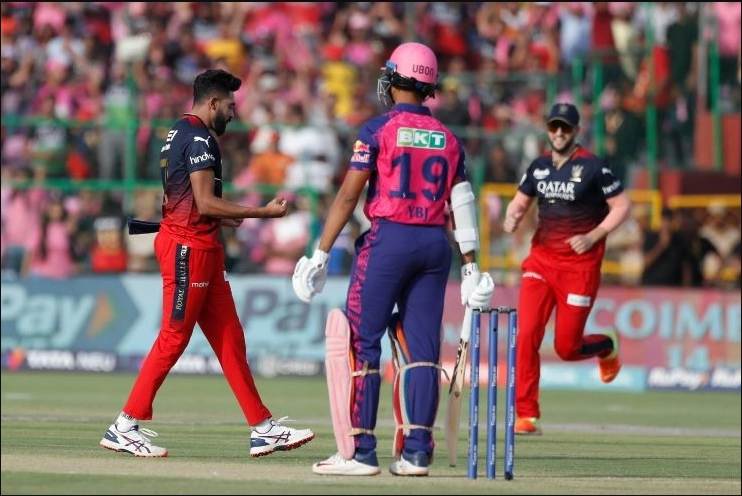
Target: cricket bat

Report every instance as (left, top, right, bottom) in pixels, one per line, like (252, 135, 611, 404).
(444, 306, 473, 467)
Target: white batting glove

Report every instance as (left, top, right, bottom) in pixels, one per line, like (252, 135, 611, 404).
(460, 262, 481, 306)
(292, 250, 329, 303)
(467, 272, 494, 309)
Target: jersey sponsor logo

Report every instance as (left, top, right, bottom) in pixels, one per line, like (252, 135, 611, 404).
(601, 167, 613, 175)
(396, 128, 446, 149)
(189, 151, 215, 165)
(533, 168, 550, 180)
(411, 64, 435, 78)
(602, 180, 621, 195)
(193, 135, 211, 147)
(161, 130, 178, 152)
(522, 271, 545, 281)
(352, 140, 370, 154)
(190, 282, 209, 288)
(173, 244, 189, 319)
(570, 164, 583, 182)
(351, 140, 371, 163)
(566, 293, 591, 307)
(536, 180, 576, 200)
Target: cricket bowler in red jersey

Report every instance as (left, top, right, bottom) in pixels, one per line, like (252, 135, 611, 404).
(100, 69, 314, 457)
(503, 103, 632, 435)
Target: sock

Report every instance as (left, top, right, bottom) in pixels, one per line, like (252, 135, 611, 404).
(252, 418, 272, 432)
(116, 412, 137, 431)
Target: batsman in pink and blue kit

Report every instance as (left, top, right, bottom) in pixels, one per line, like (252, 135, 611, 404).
(293, 42, 494, 476)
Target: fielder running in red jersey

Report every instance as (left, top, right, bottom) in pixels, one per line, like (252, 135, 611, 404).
(100, 69, 314, 458)
(292, 42, 494, 477)
(502, 103, 632, 436)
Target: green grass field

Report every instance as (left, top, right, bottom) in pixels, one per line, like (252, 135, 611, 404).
(1, 372, 740, 495)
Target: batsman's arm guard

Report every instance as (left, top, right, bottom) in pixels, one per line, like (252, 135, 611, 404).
(387, 313, 444, 460)
(450, 181, 480, 255)
(325, 309, 376, 460)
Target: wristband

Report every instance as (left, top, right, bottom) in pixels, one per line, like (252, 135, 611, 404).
(311, 249, 329, 268)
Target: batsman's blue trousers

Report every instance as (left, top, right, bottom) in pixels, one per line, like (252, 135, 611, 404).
(344, 219, 452, 455)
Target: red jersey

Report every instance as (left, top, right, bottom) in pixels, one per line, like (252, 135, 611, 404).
(517, 146, 624, 270)
(158, 114, 223, 251)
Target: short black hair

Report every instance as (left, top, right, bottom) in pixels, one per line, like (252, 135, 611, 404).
(192, 69, 242, 105)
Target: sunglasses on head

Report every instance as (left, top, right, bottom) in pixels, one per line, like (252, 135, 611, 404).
(547, 121, 574, 133)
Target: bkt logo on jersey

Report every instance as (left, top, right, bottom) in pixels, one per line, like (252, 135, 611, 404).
(397, 128, 446, 149)
(189, 151, 215, 165)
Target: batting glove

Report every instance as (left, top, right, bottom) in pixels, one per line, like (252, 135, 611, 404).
(467, 272, 495, 309)
(460, 262, 481, 306)
(292, 249, 329, 303)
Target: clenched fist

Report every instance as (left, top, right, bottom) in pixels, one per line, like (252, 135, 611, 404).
(265, 197, 288, 218)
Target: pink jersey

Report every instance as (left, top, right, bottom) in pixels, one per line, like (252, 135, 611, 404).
(348, 103, 467, 225)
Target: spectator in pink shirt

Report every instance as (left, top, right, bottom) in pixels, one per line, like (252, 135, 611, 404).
(712, 2, 741, 93)
(1, 167, 45, 277)
(32, 2, 66, 34)
(344, 10, 376, 69)
(26, 194, 79, 279)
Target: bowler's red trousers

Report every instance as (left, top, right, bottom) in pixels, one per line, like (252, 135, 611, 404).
(515, 248, 610, 419)
(123, 231, 271, 425)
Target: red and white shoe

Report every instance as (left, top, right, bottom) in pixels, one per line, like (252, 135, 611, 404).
(100, 423, 168, 457)
(250, 416, 314, 457)
(514, 417, 542, 436)
(599, 329, 622, 383)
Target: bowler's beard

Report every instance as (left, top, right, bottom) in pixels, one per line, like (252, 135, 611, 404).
(214, 113, 230, 136)
(550, 134, 576, 154)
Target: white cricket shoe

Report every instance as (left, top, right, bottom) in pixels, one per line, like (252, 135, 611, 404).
(100, 423, 168, 457)
(389, 450, 430, 476)
(249, 416, 315, 457)
(312, 452, 381, 476)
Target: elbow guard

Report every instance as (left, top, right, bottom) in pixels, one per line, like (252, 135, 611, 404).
(450, 181, 480, 254)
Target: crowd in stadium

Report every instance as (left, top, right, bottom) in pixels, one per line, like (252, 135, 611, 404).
(1, 2, 740, 287)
